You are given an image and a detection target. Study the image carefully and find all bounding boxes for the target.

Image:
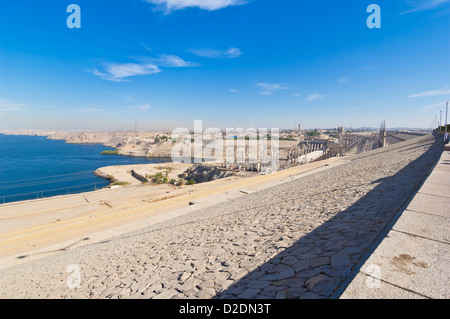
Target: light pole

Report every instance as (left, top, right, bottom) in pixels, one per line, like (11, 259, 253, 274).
(445, 102, 449, 143)
(440, 110, 443, 136)
(436, 115, 438, 134)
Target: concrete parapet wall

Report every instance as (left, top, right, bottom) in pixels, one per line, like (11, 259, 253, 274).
(131, 169, 148, 183)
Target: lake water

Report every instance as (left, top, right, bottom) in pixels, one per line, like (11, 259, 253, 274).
(0, 134, 171, 204)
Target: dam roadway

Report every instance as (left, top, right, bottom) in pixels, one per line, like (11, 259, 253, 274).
(0, 134, 446, 299)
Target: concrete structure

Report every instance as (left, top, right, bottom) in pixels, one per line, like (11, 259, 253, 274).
(340, 144, 450, 299)
(298, 140, 327, 153)
(379, 121, 386, 147)
(0, 135, 446, 300)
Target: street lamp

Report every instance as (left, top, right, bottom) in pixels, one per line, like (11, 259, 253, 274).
(445, 102, 449, 143)
(436, 115, 438, 134)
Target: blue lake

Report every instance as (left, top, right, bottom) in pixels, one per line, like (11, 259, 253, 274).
(0, 134, 170, 204)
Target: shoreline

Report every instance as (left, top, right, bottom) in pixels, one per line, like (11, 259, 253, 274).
(0, 133, 175, 205)
(0, 131, 180, 159)
(93, 162, 195, 187)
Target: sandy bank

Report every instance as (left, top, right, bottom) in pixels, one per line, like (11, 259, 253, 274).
(94, 162, 194, 186)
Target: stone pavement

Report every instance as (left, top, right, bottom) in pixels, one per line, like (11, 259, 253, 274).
(0, 135, 445, 299)
(340, 144, 450, 299)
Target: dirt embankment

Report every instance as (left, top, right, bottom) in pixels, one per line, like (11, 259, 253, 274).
(179, 164, 236, 183)
(94, 161, 246, 188)
(94, 162, 194, 186)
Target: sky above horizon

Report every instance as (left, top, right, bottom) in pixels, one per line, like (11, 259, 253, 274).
(1, 0, 450, 131)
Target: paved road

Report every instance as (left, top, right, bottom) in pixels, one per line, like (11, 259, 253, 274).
(0, 135, 443, 299)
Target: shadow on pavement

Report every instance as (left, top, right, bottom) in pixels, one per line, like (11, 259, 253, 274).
(214, 137, 443, 299)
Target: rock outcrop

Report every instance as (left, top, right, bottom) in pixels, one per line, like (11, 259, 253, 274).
(179, 164, 236, 183)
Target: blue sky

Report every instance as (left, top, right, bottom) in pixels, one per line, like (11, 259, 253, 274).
(1, 0, 450, 130)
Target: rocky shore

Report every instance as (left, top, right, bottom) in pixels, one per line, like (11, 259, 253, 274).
(0, 130, 297, 160)
(0, 130, 176, 158)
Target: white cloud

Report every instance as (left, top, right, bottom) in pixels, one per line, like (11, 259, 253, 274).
(293, 93, 301, 96)
(337, 77, 350, 83)
(0, 99, 27, 112)
(89, 54, 197, 81)
(140, 43, 153, 52)
(257, 83, 288, 95)
(423, 102, 447, 110)
(224, 47, 242, 58)
(408, 89, 450, 98)
(401, 0, 450, 13)
(191, 47, 242, 58)
(229, 89, 238, 93)
(139, 54, 200, 67)
(145, 0, 246, 12)
(307, 93, 326, 102)
(89, 63, 161, 82)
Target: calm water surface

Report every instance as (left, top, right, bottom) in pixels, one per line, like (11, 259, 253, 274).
(0, 134, 170, 204)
